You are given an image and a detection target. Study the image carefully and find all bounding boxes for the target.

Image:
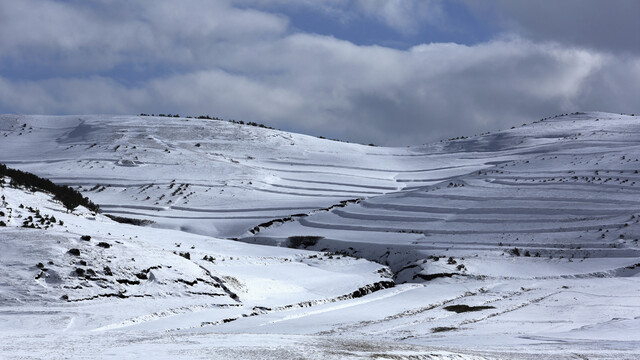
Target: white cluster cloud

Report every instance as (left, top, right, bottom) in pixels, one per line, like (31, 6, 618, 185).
(0, 0, 638, 145)
(0, 0, 288, 72)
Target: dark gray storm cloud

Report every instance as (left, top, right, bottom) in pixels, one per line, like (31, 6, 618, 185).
(487, 0, 640, 54)
(0, 0, 638, 145)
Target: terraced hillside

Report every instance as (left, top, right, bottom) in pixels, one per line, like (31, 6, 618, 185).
(0, 114, 431, 237)
(248, 113, 640, 279)
(1, 112, 640, 359)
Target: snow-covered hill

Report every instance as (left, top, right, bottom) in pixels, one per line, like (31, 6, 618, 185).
(0, 176, 405, 358)
(1, 112, 639, 359)
(0, 114, 418, 237)
(250, 112, 640, 280)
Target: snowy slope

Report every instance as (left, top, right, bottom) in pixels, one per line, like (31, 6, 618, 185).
(0, 115, 419, 237)
(252, 112, 640, 279)
(0, 178, 423, 359)
(1, 112, 640, 359)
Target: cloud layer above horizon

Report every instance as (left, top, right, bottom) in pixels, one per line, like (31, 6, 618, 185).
(1, 0, 638, 145)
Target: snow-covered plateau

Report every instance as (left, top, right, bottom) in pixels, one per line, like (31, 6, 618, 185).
(1, 112, 639, 359)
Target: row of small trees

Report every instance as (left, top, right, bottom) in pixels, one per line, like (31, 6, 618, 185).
(0, 164, 99, 213)
(139, 113, 275, 130)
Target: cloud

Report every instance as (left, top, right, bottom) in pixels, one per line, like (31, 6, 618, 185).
(465, 0, 640, 54)
(0, 1, 638, 146)
(2, 33, 637, 145)
(0, 0, 288, 74)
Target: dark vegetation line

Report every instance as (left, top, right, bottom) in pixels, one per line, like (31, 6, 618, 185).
(104, 214, 154, 226)
(0, 163, 99, 212)
(247, 198, 362, 235)
(139, 113, 277, 130)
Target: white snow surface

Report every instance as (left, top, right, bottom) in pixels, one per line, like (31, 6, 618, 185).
(1, 112, 640, 359)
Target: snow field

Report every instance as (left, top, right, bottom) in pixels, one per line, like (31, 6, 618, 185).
(1, 112, 640, 358)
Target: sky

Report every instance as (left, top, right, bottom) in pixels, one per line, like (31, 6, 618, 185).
(0, 0, 639, 146)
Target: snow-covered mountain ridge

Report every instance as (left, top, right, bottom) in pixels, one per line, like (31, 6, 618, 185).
(1, 112, 639, 359)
